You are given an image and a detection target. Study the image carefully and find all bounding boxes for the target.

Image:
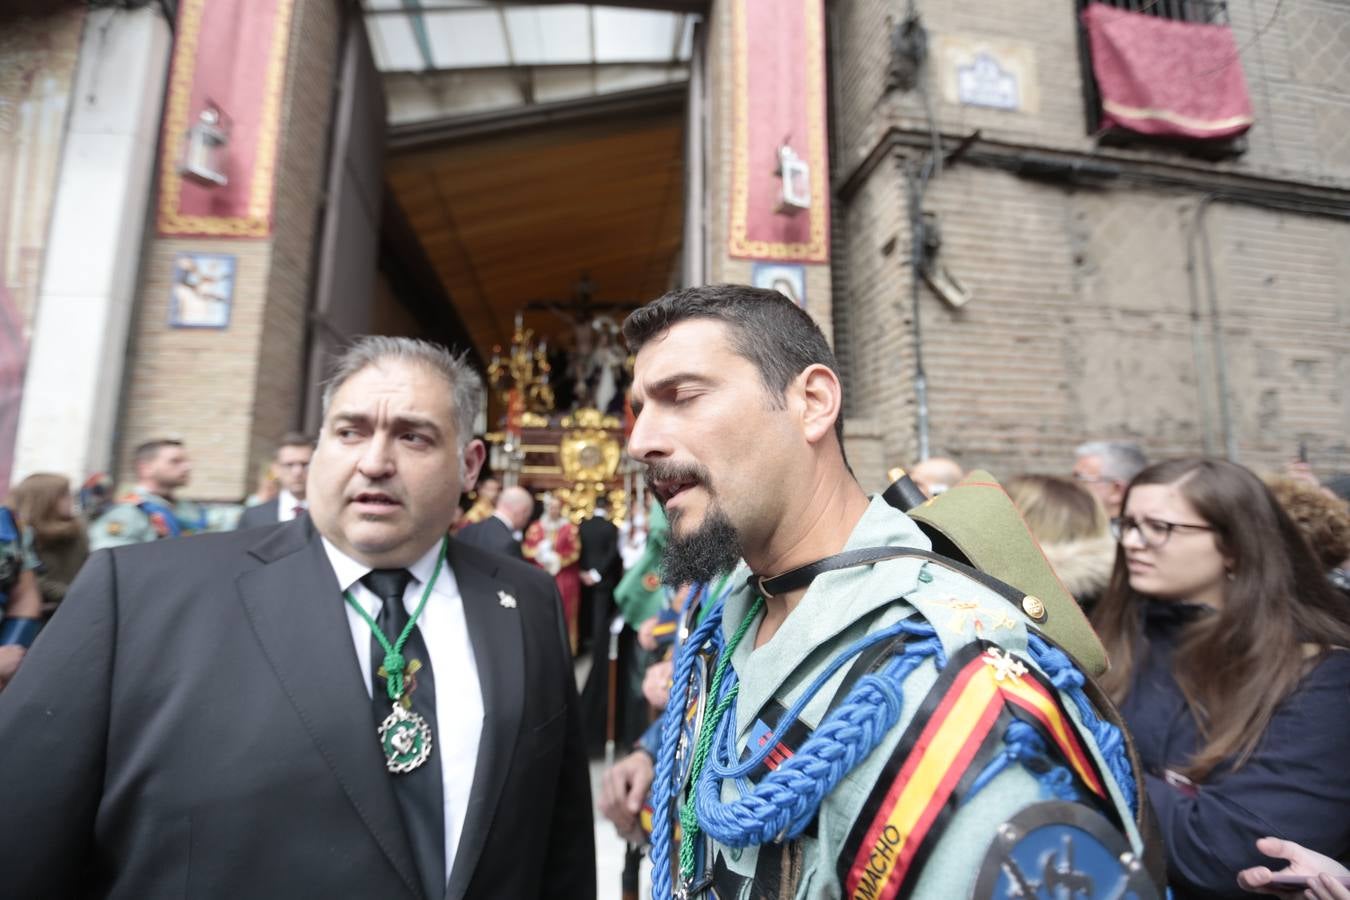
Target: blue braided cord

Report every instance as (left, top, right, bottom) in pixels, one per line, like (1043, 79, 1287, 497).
(708, 617, 938, 782)
(965, 720, 1046, 799)
(693, 635, 945, 848)
(650, 596, 729, 899)
(1026, 633, 1138, 815)
(1041, 766, 1080, 802)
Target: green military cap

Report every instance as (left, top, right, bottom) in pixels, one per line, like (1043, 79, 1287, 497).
(908, 469, 1109, 676)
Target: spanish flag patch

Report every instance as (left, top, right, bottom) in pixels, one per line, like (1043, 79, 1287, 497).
(836, 641, 1109, 900)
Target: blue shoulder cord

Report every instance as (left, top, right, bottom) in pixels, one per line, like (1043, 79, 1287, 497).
(650, 604, 1139, 900)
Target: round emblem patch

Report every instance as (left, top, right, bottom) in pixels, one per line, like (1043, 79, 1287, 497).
(973, 802, 1159, 900)
(643, 572, 661, 591)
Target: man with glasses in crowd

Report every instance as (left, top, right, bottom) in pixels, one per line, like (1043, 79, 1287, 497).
(238, 432, 315, 529)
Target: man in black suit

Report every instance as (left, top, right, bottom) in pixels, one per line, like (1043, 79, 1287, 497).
(456, 485, 533, 560)
(577, 495, 622, 650)
(0, 337, 594, 900)
(237, 431, 315, 528)
(577, 496, 631, 754)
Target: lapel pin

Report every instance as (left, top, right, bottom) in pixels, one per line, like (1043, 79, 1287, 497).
(497, 590, 517, 609)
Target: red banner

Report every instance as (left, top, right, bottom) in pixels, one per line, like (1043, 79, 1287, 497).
(157, 0, 294, 237)
(729, 0, 830, 262)
(1083, 3, 1253, 141)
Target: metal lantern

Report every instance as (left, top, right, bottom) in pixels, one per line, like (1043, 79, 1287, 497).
(774, 142, 810, 216)
(181, 104, 229, 187)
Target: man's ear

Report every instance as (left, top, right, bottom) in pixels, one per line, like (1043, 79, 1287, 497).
(460, 439, 487, 491)
(797, 364, 843, 446)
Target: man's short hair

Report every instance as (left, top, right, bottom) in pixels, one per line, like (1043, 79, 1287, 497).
(1075, 440, 1148, 483)
(133, 439, 183, 466)
(277, 432, 316, 452)
(622, 284, 846, 449)
(321, 336, 483, 449)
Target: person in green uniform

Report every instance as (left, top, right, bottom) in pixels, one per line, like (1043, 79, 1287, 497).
(617, 285, 1159, 900)
(88, 439, 207, 550)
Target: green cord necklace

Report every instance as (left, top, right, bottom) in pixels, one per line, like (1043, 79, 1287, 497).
(343, 536, 447, 773)
(677, 593, 766, 885)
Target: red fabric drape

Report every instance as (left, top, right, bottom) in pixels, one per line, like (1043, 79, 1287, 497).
(1083, 3, 1254, 140)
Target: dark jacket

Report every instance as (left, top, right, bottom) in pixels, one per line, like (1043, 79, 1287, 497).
(0, 518, 594, 900)
(577, 515, 622, 588)
(237, 498, 281, 529)
(1119, 601, 1350, 898)
(456, 515, 522, 560)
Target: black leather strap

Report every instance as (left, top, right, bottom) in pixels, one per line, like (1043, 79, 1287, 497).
(753, 546, 1026, 611)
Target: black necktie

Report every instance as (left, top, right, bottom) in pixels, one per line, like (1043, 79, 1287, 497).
(363, 568, 446, 900)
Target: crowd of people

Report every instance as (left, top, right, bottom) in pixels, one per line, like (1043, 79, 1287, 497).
(0, 286, 1347, 899)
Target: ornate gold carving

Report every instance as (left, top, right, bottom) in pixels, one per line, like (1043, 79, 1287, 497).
(559, 431, 622, 483)
(518, 412, 551, 429)
(561, 408, 621, 430)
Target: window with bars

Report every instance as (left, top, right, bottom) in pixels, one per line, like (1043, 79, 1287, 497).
(1076, 0, 1247, 154)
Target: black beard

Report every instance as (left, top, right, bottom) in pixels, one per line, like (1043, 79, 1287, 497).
(661, 505, 743, 587)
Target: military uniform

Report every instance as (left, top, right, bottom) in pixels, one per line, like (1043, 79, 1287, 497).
(88, 487, 208, 551)
(651, 496, 1158, 900)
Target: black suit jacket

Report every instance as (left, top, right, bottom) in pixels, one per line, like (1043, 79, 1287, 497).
(577, 516, 622, 588)
(0, 518, 594, 900)
(456, 515, 522, 560)
(236, 497, 280, 529)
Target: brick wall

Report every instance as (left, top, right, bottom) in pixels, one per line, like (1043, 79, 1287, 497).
(251, 0, 342, 470)
(832, 0, 1350, 189)
(829, 0, 1350, 486)
(118, 0, 342, 499)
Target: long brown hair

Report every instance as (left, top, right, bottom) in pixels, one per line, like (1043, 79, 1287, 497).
(1005, 474, 1108, 545)
(1092, 458, 1350, 780)
(9, 473, 81, 545)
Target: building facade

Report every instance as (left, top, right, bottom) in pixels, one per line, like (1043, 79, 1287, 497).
(2, 0, 1346, 502)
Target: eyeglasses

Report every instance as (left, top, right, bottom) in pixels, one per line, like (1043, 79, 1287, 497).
(1072, 472, 1113, 485)
(1110, 515, 1215, 548)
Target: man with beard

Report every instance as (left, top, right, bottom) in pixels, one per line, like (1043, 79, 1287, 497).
(89, 439, 208, 548)
(600, 285, 1156, 900)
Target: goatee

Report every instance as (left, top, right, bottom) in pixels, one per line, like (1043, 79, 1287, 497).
(661, 505, 743, 587)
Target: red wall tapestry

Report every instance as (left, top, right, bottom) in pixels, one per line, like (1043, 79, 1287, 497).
(729, 0, 830, 263)
(157, 0, 294, 237)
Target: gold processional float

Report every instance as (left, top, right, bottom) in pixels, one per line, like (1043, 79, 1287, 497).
(483, 313, 645, 524)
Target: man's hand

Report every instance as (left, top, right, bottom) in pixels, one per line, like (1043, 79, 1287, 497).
(598, 750, 654, 845)
(637, 615, 661, 651)
(643, 659, 674, 709)
(0, 644, 26, 691)
(1237, 837, 1350, 898)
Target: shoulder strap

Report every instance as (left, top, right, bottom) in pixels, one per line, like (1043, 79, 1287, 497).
(757, 546, 1037, 621)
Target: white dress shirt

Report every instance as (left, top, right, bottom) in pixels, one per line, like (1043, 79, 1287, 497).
(322, 537, 484, 883)
(277, 489, 306, 522)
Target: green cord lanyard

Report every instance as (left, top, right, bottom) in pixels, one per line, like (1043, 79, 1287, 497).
(677, 593, 766, 886)
(342, 537, 447, 703)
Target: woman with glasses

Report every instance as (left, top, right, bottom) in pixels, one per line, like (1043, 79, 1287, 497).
(1092, 457, 1350, 899)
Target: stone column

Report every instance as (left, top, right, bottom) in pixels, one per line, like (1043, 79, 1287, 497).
(12, 6, 172, 486)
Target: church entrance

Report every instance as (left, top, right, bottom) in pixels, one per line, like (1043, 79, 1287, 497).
(317, 3, 702, 519)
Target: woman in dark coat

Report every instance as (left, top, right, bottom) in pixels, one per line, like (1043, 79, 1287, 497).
(1092, 458, 1350, 899)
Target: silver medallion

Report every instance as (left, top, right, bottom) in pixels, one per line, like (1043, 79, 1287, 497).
(379, 702, 433, 773)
